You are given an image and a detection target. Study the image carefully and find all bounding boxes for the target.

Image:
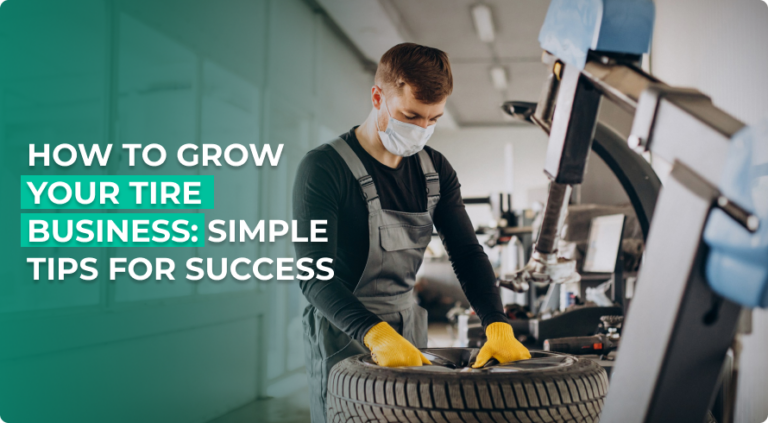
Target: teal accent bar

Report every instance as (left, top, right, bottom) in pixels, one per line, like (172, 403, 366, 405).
(20, 213, 206, 247)
(21, 175, 214, 210)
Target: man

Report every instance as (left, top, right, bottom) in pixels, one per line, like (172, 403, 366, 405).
(293, 43, 531, 422)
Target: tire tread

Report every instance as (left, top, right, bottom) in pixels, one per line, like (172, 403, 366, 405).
(327, 354, 608, 423)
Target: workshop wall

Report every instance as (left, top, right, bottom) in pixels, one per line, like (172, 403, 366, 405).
(652, 1, 768, 422)
(0, 0, 372, 422)
(428, 126, 550, 226)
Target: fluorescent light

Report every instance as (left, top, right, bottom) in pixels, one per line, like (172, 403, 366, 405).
(490, 65, 508, 90)
(471, 4, 495, 43)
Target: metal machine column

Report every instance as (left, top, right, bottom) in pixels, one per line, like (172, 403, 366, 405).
(600, 92, 746, 423)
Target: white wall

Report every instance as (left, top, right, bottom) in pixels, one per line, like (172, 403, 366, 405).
(652, 2, 768, 422)
(428, 126, 550, 226)
(653, 0, 768, 125)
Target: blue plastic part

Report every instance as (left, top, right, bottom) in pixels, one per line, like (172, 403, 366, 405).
(703, 117, 768, 308)
(538, 0, 655, 69)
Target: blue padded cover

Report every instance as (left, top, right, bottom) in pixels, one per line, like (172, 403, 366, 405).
(704, 117, 768, 308)
(539, 0, 655, 69)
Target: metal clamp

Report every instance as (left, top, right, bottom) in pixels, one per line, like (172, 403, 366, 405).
(498, 250, 581, 293)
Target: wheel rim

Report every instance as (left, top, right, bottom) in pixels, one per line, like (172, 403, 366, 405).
(360, 347, 576, 373)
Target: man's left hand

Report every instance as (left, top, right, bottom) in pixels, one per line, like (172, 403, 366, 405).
(472, 322, 531, 368)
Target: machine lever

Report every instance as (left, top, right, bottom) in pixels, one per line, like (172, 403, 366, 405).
(716, 196, 760, 233)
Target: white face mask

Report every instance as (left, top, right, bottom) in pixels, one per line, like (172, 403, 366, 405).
(376, 95, 435, 157)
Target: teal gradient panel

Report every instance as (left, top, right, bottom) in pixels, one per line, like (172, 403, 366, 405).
(0, 0, 374, 421)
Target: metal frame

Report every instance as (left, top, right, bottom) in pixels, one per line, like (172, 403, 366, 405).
(600, 81, 744, 423)
(545, 64, 603, 184)
(531, 54, 746, 422)
(592, 122, 660, 240)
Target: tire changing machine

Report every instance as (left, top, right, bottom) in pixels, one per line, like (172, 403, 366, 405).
(499, 1, 768, 422)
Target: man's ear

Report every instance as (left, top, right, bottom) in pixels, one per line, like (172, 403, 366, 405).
(371, 85, 384, 110)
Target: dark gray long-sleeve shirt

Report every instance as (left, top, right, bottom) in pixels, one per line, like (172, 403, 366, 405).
(292, 128, 508, 344)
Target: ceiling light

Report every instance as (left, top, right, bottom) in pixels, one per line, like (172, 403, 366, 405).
(471, 4, 495, 43)
(490, 65, 508, 90)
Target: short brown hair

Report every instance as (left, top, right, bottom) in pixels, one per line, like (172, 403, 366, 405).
(375, 43, 453, 104)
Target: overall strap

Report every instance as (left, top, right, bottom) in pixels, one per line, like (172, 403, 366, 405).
(329, 138, 381, 212)
(417, 149, 441, 199)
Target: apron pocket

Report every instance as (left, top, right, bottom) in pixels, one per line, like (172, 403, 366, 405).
(380, 224, 433, 251)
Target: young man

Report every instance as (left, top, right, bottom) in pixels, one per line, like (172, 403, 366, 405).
(293, 43, 530, 422)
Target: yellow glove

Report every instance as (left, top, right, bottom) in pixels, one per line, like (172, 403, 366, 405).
(472, 322, 531, 368)
(364, 322, 432, 367)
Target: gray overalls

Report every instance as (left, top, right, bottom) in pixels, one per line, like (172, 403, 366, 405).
(302, 138, 441, 423)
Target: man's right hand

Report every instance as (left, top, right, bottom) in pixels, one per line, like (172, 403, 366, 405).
(363, 322, 432, 367)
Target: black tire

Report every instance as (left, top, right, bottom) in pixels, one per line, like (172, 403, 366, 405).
(327, 348, 608, 423)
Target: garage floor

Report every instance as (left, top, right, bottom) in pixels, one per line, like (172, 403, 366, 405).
(207, 388, 311, 423)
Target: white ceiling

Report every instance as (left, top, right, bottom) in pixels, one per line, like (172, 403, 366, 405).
(317, 0, 552, 126)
